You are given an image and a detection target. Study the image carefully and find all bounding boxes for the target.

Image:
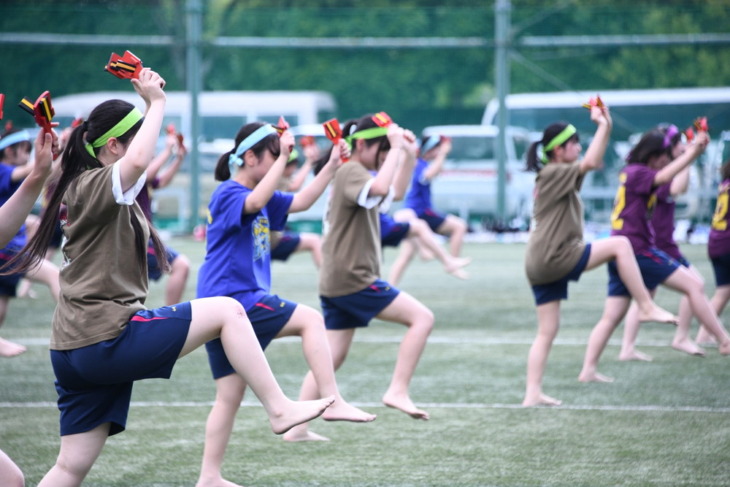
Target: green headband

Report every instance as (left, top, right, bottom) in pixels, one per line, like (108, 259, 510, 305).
(345, 126, 389, 145)
(85, 108, 144, 158)
(541, 124, 577, 163)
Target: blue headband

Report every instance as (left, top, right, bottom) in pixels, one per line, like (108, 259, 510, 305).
(0, 130, 31, 151)
(420, 136, 441, 155)
(228, 125, 278, 169)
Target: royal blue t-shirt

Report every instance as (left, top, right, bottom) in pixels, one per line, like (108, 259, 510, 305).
(197, 180, 293, 309)
(404, 158, 432, 214)
(0, 163, 26, 250)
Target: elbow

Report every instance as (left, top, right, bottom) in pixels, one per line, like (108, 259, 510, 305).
(369, 182, 390, 198)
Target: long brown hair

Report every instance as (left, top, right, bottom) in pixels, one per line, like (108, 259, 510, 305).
(1, 99, 168, 276)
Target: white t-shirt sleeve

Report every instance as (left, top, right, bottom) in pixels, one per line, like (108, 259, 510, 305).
(112, 162, 147, 205)
(357, 179, 395, 211)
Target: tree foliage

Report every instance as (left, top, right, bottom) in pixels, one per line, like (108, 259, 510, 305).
(0, 1, 728, 132)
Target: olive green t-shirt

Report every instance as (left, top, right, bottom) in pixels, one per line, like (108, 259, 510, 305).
(319, 162, 387, 297)
(524, 161, 587, 286)
(51, 164, 149, 350)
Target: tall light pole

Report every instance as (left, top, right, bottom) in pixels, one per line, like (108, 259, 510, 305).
(494, 0, 511, 224)
(186, 0, 203, 232)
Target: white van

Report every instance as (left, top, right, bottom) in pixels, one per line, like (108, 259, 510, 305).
(51, 91, 337, 230)
(419, 125, 534, 227)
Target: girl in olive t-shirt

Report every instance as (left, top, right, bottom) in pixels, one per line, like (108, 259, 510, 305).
(522, 105, 676, 407)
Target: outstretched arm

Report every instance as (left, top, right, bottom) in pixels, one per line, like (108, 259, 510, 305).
(655, 131, 708, 186)
(145, 134, 176, 184)
(579, 106, 613, 174)
(670, 166, 691, 196)
(243, 131, 293, 214)
(422, 138, 451, 181)
(156, 142, 187, 189)
(118, 68, 167, 191)
(290, 140, 344, 213)
(0, 131, 56, 247)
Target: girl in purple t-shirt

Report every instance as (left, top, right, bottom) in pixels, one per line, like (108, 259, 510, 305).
(697, 160, 730, 344)
(619, 125, 706, 360)
(580, 128, 730, 383)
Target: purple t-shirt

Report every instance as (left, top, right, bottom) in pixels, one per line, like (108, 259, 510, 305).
(709, 179, 730, 259)
(651, 183, 682, 260)
(404, 158, 432, 214)
(135, 178, 160, 222)
(197, 180, 293, 309)
(610, 164, 658, 254)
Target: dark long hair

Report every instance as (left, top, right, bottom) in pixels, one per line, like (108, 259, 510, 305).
(214, 122, 280, 182)
(625, 129, 670, 165)
(343, 114, 391, 165)
(721, 158, 730, 182)
(525, 121, 577, 172)
(2, 99, 167, 276)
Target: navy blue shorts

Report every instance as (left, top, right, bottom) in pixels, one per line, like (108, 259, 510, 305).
(608, 248, 680, 297)
(381, 222, 410, 247)
(271, 233, 301, 261)
(711, 254, 730, 287)
(320, 280, 400, 330)
(531, 244, 591, 305)
(0, 248, 24, 297)
(418, 208, 447, 233)
(147, 244, 179, 281)
(206, 294, 297, 380)
(49, 302, 192, 437)
(49, 220, 63, 249)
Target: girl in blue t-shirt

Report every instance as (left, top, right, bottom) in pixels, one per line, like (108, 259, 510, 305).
(580, 128, 730, 383)
(404, 136, 469, 258)
(0, 128, 61, 354)
(196, 122, 375, 484)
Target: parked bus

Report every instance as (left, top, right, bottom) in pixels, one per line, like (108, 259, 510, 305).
(52, 90, 337, 143)
(482, 87, 730, 141)
(51, 91, 337, 231)
(483, 87, 730, 223)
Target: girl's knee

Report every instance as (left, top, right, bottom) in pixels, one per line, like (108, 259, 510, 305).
(172, 255, 190, 273)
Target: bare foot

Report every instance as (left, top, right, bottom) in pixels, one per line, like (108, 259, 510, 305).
(419, 248, 435, 261)
(322, 399, 376, 423)
(195, 477, 245, 487)
(618, 349, 653, 362)
(578, 371, 614, 383)
(671, 339, 705, 357)
(695, 328, 716, 346)
(446, 267, 469, 280)
(268, 396, 335, 435)
(0, 338, 26, 358)
(382, 391, 429, 420)
(444, 257, 471, 280)
(283, 429, 331, 442)
(637, 305, 678, 325)
(719, 341, 730, 356)
(522, 393, 562, 407)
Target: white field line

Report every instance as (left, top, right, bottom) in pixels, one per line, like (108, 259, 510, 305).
(1, 401, 728, 414)
(13, 336, 685, 347)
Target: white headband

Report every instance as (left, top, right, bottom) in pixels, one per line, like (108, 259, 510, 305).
(0, 130, 31, 151)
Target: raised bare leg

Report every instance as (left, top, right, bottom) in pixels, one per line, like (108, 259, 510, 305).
(183, 297, 334, 435)
(584, 237, 676, 324)
(276, 305, 376, 423)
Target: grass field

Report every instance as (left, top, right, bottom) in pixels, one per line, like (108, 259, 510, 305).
(1, 238, 729, 486)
